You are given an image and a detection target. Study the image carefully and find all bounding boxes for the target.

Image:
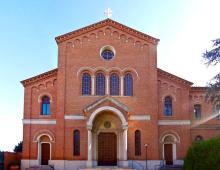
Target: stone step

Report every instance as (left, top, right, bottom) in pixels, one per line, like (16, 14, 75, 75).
(25, 165, 54, 170)
(80, 167, 133, 170)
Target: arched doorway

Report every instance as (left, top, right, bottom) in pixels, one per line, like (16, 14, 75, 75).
(87, 106, 128, 167)
(37, 135, 52, 165)
(162, 134, 178, 165)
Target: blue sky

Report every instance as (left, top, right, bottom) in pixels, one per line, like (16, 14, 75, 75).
(0, 0, 219, 151)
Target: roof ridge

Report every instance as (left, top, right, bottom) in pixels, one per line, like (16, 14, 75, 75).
(157, 68, 193, 86)
(21, 68, 58, 87)
(55, 18, 159, 45)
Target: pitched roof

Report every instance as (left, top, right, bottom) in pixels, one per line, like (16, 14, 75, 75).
(55, 18, 159, 45)
(21, 68, 58, 87)
(157, 68, 193, 86)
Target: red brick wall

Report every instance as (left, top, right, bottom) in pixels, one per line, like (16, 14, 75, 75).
(4, 152, 22, 170)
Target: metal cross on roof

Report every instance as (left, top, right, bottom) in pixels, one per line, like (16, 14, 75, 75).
(104, 8, 113, 18)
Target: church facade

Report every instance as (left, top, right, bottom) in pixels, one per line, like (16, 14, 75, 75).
(21, 19, 220, 170)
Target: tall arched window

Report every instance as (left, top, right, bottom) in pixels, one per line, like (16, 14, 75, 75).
(41, 96, 50, 115)
(82, 73, 91, 95)
(194, 104, 201, 119)
(73, 130, 80, 156)
(110, 73, 120, 95)
(124, 73, 133, 96)
(135, 130, 141, 156)
(216, 104, 220, 119)
(96, 73, 105, 95)
(164, 96, 172, 116)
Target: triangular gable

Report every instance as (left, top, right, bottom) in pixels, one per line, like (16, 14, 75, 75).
(55, 18, 159, 45)
(84, 96, 129, 113)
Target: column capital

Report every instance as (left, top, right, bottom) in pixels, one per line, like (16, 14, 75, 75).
(87, 125, 92, 130)
(122, 124, 128, 130)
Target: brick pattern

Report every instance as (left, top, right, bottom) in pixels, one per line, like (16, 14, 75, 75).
(21, 19, 220, 162)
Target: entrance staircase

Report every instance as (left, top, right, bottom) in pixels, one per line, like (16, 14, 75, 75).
(80, 167, 133, 170)
(159, 165, 183, 170)
(25, 165, 54, 170)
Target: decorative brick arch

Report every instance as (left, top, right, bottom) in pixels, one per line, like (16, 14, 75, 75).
(33, 130, 55, 142)
(38, 93, 53, 103)
(87, 106, 128, 129)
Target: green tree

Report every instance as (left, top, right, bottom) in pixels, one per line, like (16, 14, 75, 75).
(13, 141, 22, 153)
(202, 38, 220, 103)
(183, 136, 220, 170)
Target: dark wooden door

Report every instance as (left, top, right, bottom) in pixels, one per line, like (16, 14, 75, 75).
(41, 143, 50, 165)
(164, 144, 173, 165)
(98, 133, 117, 166)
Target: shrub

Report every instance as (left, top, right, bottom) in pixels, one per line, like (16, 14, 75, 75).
(183, 135, 220, 170)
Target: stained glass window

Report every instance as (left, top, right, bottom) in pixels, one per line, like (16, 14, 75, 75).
(41, 96, 50, 115)
(194, 104, 201, 119)
(110, 73, 120, 95)
(96, 73, 105, 95)
(164, 96, 172, 116)
(101, 50, 114, 60)
(73, 130, 80, 156)
(135, 130, 141, 156)
(82, 73, 91, 95)
(124, 73, 133, 96)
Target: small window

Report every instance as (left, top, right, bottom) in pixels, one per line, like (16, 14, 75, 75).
(194, 104, 201, 119)
(82, 73, 91, 95)
(195, 135, 203, 142)
(73, 130, 80, 156)
(110, 73, 120, 96)
(135, 130, 141, 156)
(164, 96, 172, 116)
(41, 96, 50, 115)
(96, 73, 105, 95)
(101, 50, 114, 60)
(124, 73, 133, 96)
(216, 104, 220, 119)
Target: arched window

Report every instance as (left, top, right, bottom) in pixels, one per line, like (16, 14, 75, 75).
(164, 96, 172, 116)
(82, 73, 91, 95)
(110, 73, 120, 95)
(216, 104, 220, 119)
(195, 135, 203, 142)
(96, 73, 105, 95)
(135, 130, 141, 156)
(41, 96, 50, 115)
(124, 73, 133, 96)
(73, 130, 80, 156)
(194, 104, 201, 119)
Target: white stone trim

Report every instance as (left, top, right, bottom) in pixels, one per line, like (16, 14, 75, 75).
(158, 120, 191, 125)
(22, 119, 56, 125)
(87, 106, 128, 127)
(129, 115, 151, 120)
(64, 115, 86, 120)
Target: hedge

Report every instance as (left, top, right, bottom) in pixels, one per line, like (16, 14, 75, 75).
(183, 135, 220, 170)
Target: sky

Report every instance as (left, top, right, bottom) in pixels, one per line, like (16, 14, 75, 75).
(0, 0, 219, 151)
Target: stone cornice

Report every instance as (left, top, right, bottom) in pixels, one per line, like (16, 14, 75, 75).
(190, 86, 207, 92)
(55, 18, 159, 45)
(21, 68, 58, 87)
(157, 68, 193, 86)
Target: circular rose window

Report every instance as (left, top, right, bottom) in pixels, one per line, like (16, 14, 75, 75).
(100, 45, 116, 61)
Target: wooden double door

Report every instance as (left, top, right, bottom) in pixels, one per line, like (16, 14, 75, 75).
(98, 133, 117, 166)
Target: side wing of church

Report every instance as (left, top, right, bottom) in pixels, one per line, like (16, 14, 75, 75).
(20, 19, 220, 170)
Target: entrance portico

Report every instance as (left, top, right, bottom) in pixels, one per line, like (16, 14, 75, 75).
(86, 105, 128, 168)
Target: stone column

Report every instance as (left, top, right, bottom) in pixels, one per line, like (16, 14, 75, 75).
(87, 128, 93, 167)
(106, 75, 109, 95)
(120, 76, 124, 96)
(120, 125, 128, 167)
(91, 75, 95, 95)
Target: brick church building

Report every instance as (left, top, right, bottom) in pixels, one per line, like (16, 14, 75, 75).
(21, 19, 220, 170)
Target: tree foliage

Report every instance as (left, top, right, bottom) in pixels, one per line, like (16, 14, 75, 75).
(202, 38, 220, 103)
(183, 136, 220, 170)
(13, 141, 22, 153)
